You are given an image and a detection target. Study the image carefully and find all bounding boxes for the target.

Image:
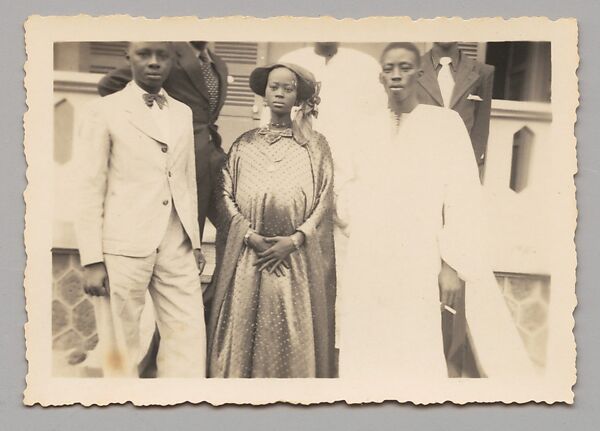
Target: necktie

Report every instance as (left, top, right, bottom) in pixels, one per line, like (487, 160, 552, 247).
(142, 93, 167, 109)
(198, 51, 220, 115)
(438, 57, 455, 108)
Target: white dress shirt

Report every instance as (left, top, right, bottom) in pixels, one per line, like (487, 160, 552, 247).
(131, 82, 171, 145)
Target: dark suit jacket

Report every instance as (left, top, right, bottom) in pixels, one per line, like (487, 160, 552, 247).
(98, 42, 229, 237)
(417, 51, 494, 167)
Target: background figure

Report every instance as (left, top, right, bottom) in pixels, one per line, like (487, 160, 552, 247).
(98, 41, 229, 239)
(208, 63, 336, 378)
(261, 42, 386, 350)
(417, 42, 495, 378)
(417, 42, 494, 177)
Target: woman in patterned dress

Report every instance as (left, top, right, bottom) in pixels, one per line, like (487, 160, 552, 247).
(206, 63, 336, 378)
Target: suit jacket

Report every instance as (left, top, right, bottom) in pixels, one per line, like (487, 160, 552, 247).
(417, 51, 494, 166)
(75, 82, 200, 266)
(97, 42, 229, 236)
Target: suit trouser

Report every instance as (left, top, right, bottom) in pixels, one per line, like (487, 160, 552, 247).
(193, 131, 226, 238)
(136, 134, 225, 378)
(96, 207, 206, 377)
(441, 285, 481, 378)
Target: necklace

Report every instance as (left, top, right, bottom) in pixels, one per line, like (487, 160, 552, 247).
(269, 121, 292, 128)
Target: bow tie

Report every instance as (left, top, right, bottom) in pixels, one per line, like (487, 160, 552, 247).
(142, 93, 167, 109)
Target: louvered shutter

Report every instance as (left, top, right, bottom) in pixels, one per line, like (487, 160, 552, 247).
(457, 42, 487, 63)
(86, 42, 128, 73)
(211, 42, 266, 118)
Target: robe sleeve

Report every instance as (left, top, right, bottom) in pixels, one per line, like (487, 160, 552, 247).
(332, 127, 362, 237)
(296, 135, 335, 240)
(437, 112, 536, 377)
(437, 111, 489, 284)
(214, 138, 252, 234)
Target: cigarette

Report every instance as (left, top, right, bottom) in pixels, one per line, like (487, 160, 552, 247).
(444, 305, 457, 315)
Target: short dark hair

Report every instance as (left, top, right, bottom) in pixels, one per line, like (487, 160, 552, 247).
(379, 42, 422, 67)
(126, 41, 173, 56)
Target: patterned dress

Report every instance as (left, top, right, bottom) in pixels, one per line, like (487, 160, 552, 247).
(207, 127, 336, 378)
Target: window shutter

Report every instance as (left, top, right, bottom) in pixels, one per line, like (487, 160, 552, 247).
(458, 42, 487, 63)
(212, 42, 265, 117)
(86, 42, 128, 74)
(213, 42, 259, 64)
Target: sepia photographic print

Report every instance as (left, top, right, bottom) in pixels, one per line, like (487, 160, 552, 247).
(23, 16, 577, 405)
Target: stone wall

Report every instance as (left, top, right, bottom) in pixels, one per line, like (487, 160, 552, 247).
(495, 272, 551, 368)
(52, 252, 98, 357)
(52, 249, 550, 376)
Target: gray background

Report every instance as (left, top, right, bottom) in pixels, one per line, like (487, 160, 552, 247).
(2, 0, 598, 429)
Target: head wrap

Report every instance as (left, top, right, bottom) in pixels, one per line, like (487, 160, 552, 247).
(249, 63, 321, 145)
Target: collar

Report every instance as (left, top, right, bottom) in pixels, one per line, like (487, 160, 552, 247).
(431, 49, 461, 72)
(258, 126, 300, 145)
(387, 105, 419, 125)
(187, 42, 213, 63)
(130, 81, 168, 100)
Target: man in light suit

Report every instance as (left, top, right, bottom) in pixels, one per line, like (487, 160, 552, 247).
(98, 41, 229, 239)
(76, 42, 206, 377)
(417, 42, 495, 378)
(98, 42, 229, 376)
(417, 42, 494, 176)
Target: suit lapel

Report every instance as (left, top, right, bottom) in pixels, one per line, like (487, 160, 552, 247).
(173, 42, 210, 102)
(166, 96, 186, 151)
(124, 83, 168, 145)
(418, 54, 444, 106)
(450, 55, 480, 108)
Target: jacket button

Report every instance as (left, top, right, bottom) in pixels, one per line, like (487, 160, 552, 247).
(162, 200, 169, 206)
(161, 146, 168, 153)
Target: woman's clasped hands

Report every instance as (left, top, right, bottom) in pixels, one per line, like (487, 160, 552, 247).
(247, 231, 305, 277)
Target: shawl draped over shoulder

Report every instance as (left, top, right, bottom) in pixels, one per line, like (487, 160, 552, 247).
(206, 128, 336, 378)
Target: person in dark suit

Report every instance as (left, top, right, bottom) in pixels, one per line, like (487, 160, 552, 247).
(97, 41, 228, 377)
(417, 42, 494, 176)
(417, 42, 495, 378)
(98, 41, 229, 240)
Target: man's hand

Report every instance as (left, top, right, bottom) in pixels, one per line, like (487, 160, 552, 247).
(83, 262, 110, 297)
(194, 249, 206, 275)
(438, 260, 465, 307)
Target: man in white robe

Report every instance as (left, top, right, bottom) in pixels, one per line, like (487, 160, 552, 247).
(340, 42, 533, 382)
(260, 43, 387, 349)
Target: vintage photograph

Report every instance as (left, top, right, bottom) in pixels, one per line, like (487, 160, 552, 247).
(24, 16, 578, 405)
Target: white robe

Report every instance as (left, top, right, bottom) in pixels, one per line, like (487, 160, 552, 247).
(261, 47, 387, 347)
(340, 104, 534, 381)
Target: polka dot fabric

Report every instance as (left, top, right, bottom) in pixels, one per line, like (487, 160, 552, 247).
(209, 128, 319, 378)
